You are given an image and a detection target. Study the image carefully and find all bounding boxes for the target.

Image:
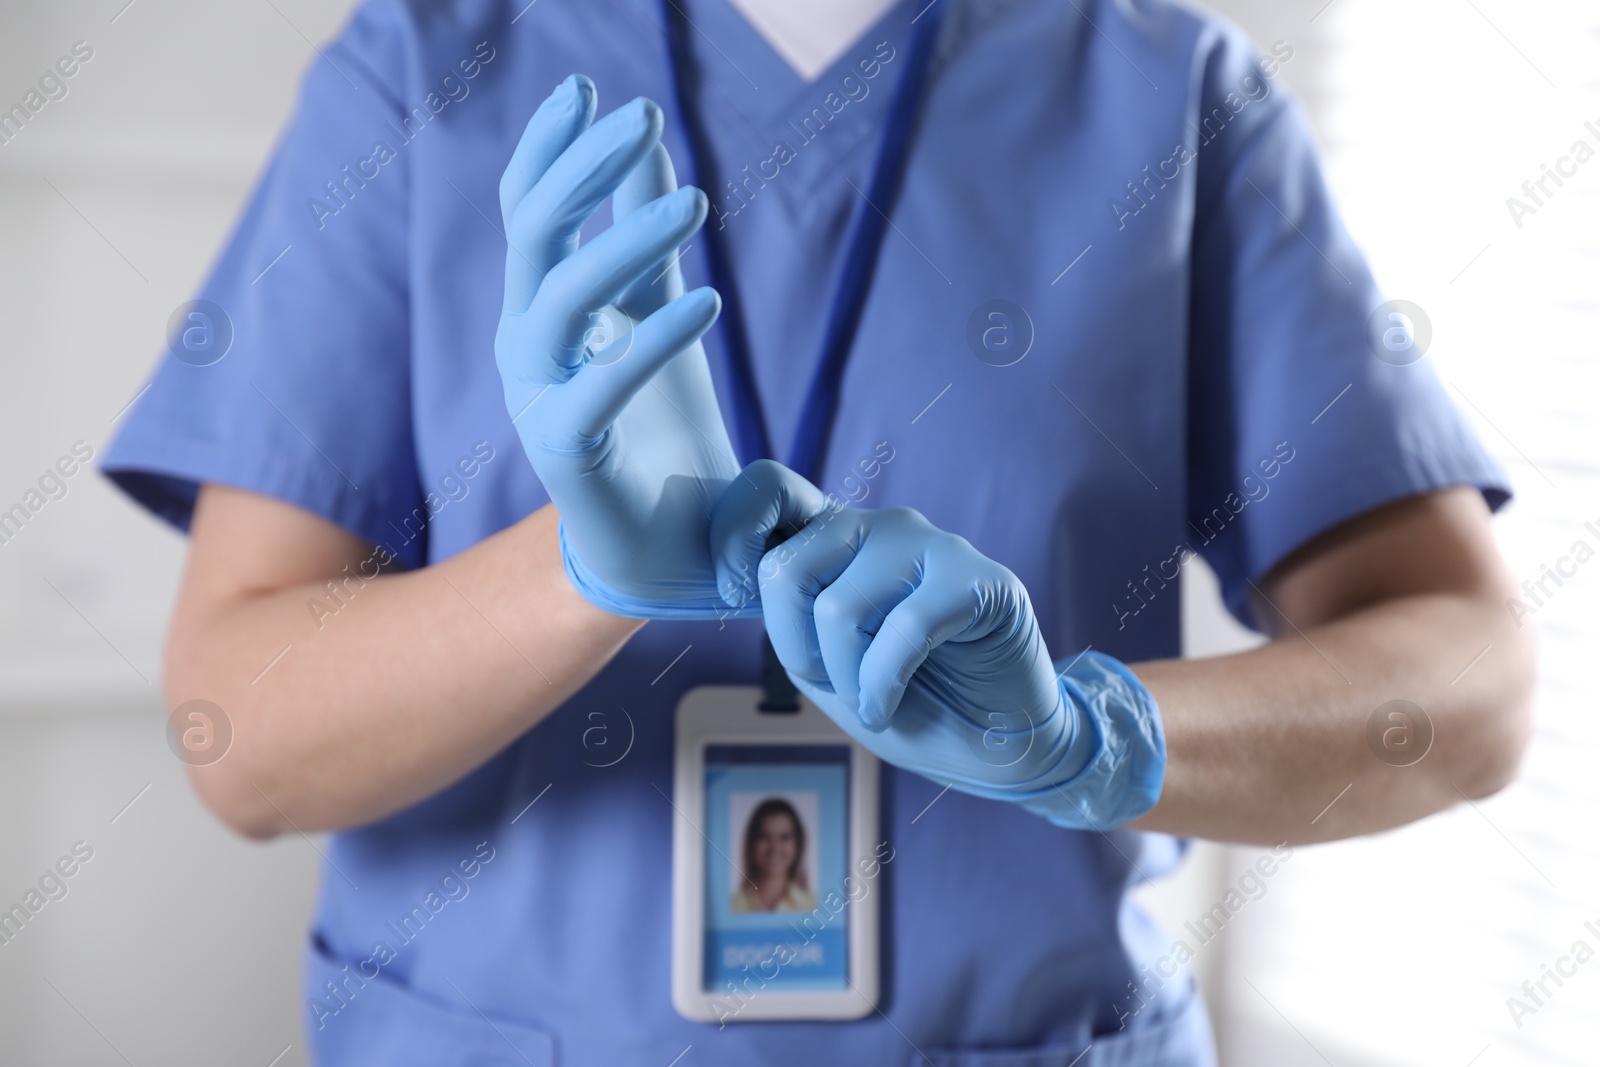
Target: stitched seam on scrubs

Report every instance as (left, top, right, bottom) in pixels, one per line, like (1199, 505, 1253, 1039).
(314, 0, 420, 121)
(325, 37, 409, 120)
(1187, 99, 1297, 249)
(101, 437, 424, 570)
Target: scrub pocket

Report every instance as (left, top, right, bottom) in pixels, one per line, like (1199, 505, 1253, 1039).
(305, 934, 556, 1067)
(911, 982, 1216, 1067)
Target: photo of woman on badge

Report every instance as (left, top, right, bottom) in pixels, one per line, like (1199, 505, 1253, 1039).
(732, 797, 817, 913)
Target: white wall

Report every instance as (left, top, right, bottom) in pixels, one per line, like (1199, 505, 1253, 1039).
(0, 4, 358, 1064)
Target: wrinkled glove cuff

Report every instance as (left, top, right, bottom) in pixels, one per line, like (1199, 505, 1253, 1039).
(1020, 650, 1167, 830)
(558, 522, 764, 621)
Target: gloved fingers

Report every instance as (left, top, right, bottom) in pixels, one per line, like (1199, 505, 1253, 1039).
(504, 96, 663, 315)
(559, 287, 722, 439)
(499, 75, 598, 313)
(499, 74, 596, 228)
(612, 144, 690, 317)
(527, 184, 707, 365)
(925, 537, 1036, 645)
(709, 460, 830, 611)
(856, 576, 984, 731)
(812, 547, 922, 722)
(755, 509, 871, 690)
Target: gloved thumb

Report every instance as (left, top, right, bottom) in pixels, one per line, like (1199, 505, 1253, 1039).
(709, 460, 830, 609)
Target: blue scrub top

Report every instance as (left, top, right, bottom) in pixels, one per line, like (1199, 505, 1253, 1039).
(105, 0, 1508, 1063)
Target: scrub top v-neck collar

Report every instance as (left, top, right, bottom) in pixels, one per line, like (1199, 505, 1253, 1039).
(668, 0, 918, 212)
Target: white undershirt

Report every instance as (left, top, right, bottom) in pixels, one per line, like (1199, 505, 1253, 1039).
(724, 0, 904, 81)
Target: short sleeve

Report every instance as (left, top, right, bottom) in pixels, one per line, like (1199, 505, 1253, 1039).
(102, 1, 427, 568)
(1184, 25, 1510, 626)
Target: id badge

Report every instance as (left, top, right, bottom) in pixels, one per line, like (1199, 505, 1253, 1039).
(671, 686, 882, 1023)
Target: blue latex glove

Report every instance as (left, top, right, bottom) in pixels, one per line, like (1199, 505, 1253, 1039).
(710, 460, 1166, 830)
(496, 76, 753, 619)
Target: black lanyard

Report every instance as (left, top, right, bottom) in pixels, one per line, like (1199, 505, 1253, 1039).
(657, 0, 947, 708)
(657, 0, 947, 484)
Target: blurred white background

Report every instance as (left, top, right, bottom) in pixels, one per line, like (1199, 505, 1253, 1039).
(0, 1, 1595, 1064)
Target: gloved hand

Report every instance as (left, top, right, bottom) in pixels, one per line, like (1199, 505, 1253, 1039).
(710, 460, 1166, 829)
(496, 75, 754, 619)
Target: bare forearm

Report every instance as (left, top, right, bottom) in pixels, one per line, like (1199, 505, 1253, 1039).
(167, 503, 640, 837)
(1128, 590, 1534, 845)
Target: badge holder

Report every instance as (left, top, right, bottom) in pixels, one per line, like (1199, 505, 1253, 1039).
(671, 675, 881, 1023)
(659, 0, 942, 1019)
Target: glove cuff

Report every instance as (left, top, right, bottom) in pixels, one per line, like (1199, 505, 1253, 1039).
(1022, 650, 1167, 830)
(558, 521, 764, 622)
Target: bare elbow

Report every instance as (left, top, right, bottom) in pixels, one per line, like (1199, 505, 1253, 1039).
(165, 635, 290, 840)
(165, 671, 288, 840)
(231, 820, 284, 843)
(186, 762, 291, 840)
(1453, 623, 1538, 801)
(216, 811, 284, 843)
(1456, 704, 1532, 800)
(163, 675, 313, 842)
(166, 704, 288, 840)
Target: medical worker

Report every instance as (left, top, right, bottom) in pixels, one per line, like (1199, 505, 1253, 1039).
(105, 0, 1535, 1063)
